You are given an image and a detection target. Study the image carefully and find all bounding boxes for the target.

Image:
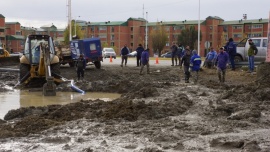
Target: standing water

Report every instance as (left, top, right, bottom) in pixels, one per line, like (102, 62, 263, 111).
(0, 90, 121, 120)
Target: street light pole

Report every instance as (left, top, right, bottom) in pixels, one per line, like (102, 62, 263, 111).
(68, 0, 72, 41)
(198, 0, 201, 55)
(145, 12, 148, 49)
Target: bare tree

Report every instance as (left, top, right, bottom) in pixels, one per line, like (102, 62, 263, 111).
(150, 23, 168, 57)
(63, 21, 84, 45)
(178, 26, 202, 50)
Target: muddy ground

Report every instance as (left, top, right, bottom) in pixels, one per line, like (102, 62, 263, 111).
(0, 63, 270, 152)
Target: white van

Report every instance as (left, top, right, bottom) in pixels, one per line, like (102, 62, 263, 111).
(235, 37, 268, 62)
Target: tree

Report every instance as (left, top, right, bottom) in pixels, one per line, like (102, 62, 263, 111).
(63, 21, 83, 45)
(150, 23, 168, 56)
(178, 26, 202, 50)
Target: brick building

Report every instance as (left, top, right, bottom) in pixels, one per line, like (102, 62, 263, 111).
(0, 13, 268, 56)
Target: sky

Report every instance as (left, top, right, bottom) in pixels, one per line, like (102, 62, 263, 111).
(1, 0, 269, 29)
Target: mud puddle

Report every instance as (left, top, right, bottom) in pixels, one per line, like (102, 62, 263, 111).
(0, 90, 121, 119)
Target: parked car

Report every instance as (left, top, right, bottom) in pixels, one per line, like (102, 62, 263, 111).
(127, 51, 137, 57)
(102, 48, 116, 59)
(161, 52, 172, 58)
(235, 37, 268, 62)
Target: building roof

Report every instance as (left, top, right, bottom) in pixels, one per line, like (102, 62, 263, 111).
(128, 17, 147, 22)
(146, 20, 206, 26)
(89, 21, 128, 26)
(6, 35, 25, 40)
(220, 18, 268, 25)
(0, 14, 5, 18)
(206, 16, 224, 20)
(21, 26, 37, 31)
(5, 22, 20, 25)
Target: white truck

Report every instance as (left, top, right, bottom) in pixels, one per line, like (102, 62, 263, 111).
(235, 37, 268, 62)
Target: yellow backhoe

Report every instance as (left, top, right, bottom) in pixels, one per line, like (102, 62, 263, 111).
(0, 46, 20, 66)
(19, 34, 63, 96)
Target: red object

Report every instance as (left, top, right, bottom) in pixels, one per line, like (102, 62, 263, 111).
(110, 56, 113, 63)
(155, 57, 159, 64)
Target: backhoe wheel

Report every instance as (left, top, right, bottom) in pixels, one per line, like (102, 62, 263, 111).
(50, 63, 60, 75)
(94, 61, 101, 69)
(20, 63, 30, 80)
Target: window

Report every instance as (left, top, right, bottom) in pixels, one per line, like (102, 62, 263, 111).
(130, 43, 133, 47)
(131, 35, 133, 39)
(252, 39, 261, 47)
(252, 25, 262, 29)
(16, 31, 21, 35)
(99, 35, 107, 38)
(99, 26, 106, 31)
(89, 43, 96, 51)
(111, 35, 114, 40)
(233, 25, 242, 29)
(165, 26, 170, 31)
(224, 35, 228, 40)
(166, 42, 169, 46)
(233, 34, 242, 38)
(209, 26, 213, 30)
(248, 33, 262, 37)
(91, 27, 95, 32)
(209, 34, 212, 39)
(110, 42, 114, 46)
(131, 27, 133, 31)
(111, 27, 114, 32)
(173, 26, 184, 30)
(263, 39, 267, 47)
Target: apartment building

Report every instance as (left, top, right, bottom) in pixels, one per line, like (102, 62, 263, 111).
(0, 14, 268, 56)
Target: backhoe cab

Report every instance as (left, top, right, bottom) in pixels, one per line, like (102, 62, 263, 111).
(19, 35, 62, 96)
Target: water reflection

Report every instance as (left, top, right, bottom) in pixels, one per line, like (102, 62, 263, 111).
(0, 90, 121, 119)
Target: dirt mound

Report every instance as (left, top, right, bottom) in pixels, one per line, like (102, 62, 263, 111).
(1, 91, 192, 138)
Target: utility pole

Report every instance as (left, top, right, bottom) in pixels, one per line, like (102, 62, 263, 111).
(68, 0, 72, 41)
(198, 0, 200, 56)
(145, 12, 148, 49)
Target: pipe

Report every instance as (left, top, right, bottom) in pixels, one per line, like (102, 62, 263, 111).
(70, 80, 85, 94)
(0, 68, 20, 72)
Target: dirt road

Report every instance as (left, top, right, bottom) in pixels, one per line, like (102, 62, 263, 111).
(0, 63, 270, 151)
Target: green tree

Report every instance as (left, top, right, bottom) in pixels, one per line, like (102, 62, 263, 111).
(63, 21, 83, 45)
(178, 26, 202, 50)
(150, 23, 168, 56)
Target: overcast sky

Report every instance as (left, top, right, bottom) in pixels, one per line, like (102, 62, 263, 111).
(2, 0, 269, 29)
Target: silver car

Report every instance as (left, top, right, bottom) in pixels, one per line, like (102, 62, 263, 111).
(102, 48, 116, 59)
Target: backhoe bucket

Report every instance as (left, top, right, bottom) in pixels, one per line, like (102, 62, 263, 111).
(0, 56, 20, 66)
(43, 77, 56, 96)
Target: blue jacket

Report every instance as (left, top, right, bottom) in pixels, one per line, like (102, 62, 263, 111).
(190, 54, 201, 71)
(121, 47, 129, 56)
(177, 46, 184, 57)
(216, 51, 229, 70)
(136, 46, 144, 57)
(171, 45, 178, 55)
(141, 50, 149, 65)
(205, 50, 216, 61)
(225, 41, 236, 56)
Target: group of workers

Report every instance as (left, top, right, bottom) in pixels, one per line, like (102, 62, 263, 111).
(76, 37, 258, 84)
